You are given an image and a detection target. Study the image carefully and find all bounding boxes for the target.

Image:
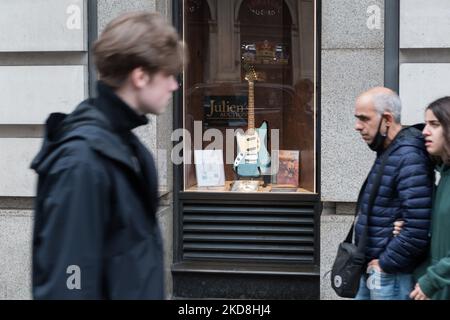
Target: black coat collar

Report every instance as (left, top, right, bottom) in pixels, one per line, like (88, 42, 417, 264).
(95, 81, 149, 133)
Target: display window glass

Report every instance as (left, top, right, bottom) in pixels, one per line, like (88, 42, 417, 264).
(181, 0, 317, 193)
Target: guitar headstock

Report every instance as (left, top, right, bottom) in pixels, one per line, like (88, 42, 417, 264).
(243, 64, 258, 83)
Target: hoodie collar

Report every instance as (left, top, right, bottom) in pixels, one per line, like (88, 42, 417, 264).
(95, 81, 149, 133)
(378, 125, 425, 157)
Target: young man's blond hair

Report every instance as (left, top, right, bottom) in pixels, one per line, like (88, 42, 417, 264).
(93, 11, 185, 88)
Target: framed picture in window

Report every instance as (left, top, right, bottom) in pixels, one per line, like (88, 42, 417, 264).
(194, 149, 225, 187)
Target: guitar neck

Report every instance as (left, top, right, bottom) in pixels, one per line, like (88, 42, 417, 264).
(248, 81, 255, 129)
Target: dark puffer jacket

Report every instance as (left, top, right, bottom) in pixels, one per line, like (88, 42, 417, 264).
(355, 125, 434, 274)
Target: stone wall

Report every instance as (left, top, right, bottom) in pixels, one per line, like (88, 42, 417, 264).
(0, 0, 175, 300)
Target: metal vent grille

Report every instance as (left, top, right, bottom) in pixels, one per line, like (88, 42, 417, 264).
(182, 204, 315, 263)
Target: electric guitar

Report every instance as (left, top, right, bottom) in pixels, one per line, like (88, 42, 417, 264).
(233, 66, 271, 177)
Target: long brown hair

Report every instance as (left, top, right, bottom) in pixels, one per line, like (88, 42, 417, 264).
(426, 96, 450, 165)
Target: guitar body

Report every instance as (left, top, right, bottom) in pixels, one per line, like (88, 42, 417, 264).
(233, 65, 271, 178)
(234, 121, 271, 177)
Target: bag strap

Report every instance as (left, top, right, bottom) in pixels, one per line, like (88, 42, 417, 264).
(344, 147, 394, 247)
(343, 178, 367, 243)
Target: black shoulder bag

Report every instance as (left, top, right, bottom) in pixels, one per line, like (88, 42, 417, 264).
(330, 148, 392, 298)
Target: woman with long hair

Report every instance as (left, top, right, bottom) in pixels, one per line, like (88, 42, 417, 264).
(409, 96, 450, 300)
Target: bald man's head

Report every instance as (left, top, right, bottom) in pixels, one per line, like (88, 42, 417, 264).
(354, 87, 403, 147)
(357, 87, 396, 100)
(356, 87, 402, 123)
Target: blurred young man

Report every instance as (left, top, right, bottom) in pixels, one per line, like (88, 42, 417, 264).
(31, 12, 185, 299)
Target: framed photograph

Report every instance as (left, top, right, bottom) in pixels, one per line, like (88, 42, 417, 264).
(194, 149, 225, 187)
(272, 150, 300, 187)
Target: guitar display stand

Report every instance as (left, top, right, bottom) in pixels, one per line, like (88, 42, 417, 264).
(234, 172, 270, 188)
(262, 175, 271, 187)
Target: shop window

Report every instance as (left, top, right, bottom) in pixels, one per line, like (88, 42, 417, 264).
(182, 0, 317, 194)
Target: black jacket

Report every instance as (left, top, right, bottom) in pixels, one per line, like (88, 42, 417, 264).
(31, 82, 164, 299)
(355, 125, 433, 274)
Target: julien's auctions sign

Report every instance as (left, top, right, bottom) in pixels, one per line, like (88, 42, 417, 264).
(203, 96, 248, 127)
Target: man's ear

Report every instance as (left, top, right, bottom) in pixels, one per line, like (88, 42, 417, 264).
(129, 67, 150, 89)
(383, 112, 395, 126)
